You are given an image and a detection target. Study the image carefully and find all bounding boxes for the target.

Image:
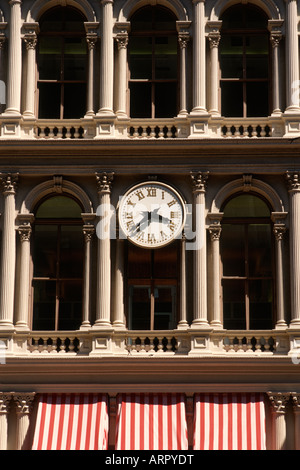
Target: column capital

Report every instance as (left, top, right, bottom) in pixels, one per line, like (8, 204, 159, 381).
(0, 392, 13, 414)
(83, 224, 95, 242)
(9, 0, 22, 5)
(291, 392, 300, 411)
(286, 171, 300, 191)
(96, 171, 114, 194)
(0, 173, 18, 195)
(267, 392, 291, 413)
(115, 31, 128, 50)
(273, 223, 287, 241)
(191, 171, 209, 193)
(13, 393, 35, 415)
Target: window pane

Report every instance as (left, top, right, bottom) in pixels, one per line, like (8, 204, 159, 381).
(153, 244, 178, 278)
(223, 279, 246, 329)
(153, 8, 176, 31)
(38, 37, 62, 80)
(221, 82, 243, 117)
(249, 280, 273, 329)
(32, 280, 56, 330)
(130, 82, 152, 118)
(129, 37, 152, 79)
(58, 280, 82, 330)
(248, 224, 272, 277)
(246, 82, 269, 117)
(154, 286, 176, 329)
(155, 82, 177, 118)
(36, 196, 82, 219)
(223, 194, 270, 218)
(60, 226, 83, 278)
(63, 83, 86, 118)
(38, 83, 61, 119)
(221, 225, 245, 276)
(64, 37, 87, 80)
(128, 245, 152, 278)
(33, 225, 58, 278)
(154, 37, 177, 79)
(246, 35, 268, 79)
(129, 286, 150, 329)
(220, 36, 243, 79)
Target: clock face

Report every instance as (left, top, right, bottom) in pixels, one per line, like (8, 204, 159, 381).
(118, 181, 185, 248)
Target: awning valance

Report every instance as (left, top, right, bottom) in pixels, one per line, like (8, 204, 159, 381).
(193, 393, 266, 450)
(115, 393, 188, 450)
(32, 393, 109, 450)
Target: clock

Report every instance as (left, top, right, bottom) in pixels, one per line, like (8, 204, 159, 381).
(118, 181, 186, 248)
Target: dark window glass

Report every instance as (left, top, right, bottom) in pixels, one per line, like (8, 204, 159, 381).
(221, 194, 274, 330)
(32, 196, 83, 330)
(220, 5, 270, 117)
(129, 6, 178, 118)
(37, 6, 87, 119)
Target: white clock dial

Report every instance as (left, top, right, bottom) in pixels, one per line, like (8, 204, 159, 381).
(119, 181, 185, 248)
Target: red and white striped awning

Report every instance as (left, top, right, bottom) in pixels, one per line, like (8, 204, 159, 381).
(32, 393, 109, 450)
(115, 393, 188, 450)
(193, 392, 266, 450)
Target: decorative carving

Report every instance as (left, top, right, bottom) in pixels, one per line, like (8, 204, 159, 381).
(18, 224, 32, 242)
(83, 224, 95, 242)
(286, 171, 300, 191)
(23, 34, 37, 50)
(191, 171, 209, 193)
(0, 393, 13, 414)
(96, 172, 114, 194)
(267, 392, 290, 413)
(273, 223, 286, 241)
(208, 32, 221, 49)
(209, 224, 222, 241)
(0, 173, 18, 195)
(243, 174, 253, 192)
(116, 32, 128, 50)
(178, 31, 190, 49)
(86, 33, 98, 50)
(13, 393, 35, 415)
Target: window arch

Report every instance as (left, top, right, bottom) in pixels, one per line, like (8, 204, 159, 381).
(219, 4, 270, 117)
(128, 5, 178, 118)
(37, 6, 87, 119)
(32, 195, 84, 330)
(220, 193, 274, 330)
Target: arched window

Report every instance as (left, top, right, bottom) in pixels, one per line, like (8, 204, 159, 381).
(220, 194, 274, 329)
(220, 4, 270, 117)
(129, 5, 178, 118)
(37, 6, 87, 119)
(32, 196, 84, 330)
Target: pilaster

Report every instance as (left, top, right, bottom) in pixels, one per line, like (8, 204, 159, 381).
(267, 392, 290, 450)
(14, 392, 35, 450)
(0, 393, 13, 450)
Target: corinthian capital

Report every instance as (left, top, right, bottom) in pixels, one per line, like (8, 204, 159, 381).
(191, 171, 209, 193)
(286, 171, 300, 191)
(0, 173, 18, 195)
(96, 172, 114, 194)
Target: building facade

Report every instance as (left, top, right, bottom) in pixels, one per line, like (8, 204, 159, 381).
(0, 0, 300, 451)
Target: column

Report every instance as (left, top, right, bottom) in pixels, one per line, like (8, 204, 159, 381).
(285, 0, 300, 111)
(177, 22, 191, 116)
(268, 392, 290, 450)
(95, 172, 114, 327)
(16, 215, 34, 329)
(0, 173, 18, 328)
(5, 0, 22, 115)
(98, 0, 114, 114)
(208, 22, 222, 115)
(286, 172, 300, 326)
(0, 393, 12, 450)
(178, 234, 188, 328)
(23, 24, 39, 117)
(81, 222, 95, 328)
(272, 213, 288, 328)
(85, 23, 98, 116)
(191, 171, 209, 327)
(268, 21, 283, 114)
(14, 393, 35, 450)
(191, 0, 206, 114)
(0, 23, 7, 113)
(115, 23, 130, 117)
(113, 235, 126, 328)
(291, 393, 300, 450)
(208, 214, 223, 328)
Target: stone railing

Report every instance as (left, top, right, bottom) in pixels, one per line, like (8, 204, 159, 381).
(1, 328, 297, 358)
(0, 115, 291, 140)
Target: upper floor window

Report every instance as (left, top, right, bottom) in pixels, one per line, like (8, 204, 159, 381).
(220, 194, 274, 330)
(37, 7, 87, 119)
(129, 6, 178, 118)
(220, 4, 270, 117)
(32, 196, 84, 330)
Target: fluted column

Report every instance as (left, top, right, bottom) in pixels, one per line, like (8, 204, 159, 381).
(14, 393, 35, 450)
(191, 171, 209, 327)
(272, 213, 288, 328)
(16, 215, 34, 329)
(191, 0, 206, 114)
(0, 173, 18, 328)
(0, 393, 12, 450)
(291, 393, 300, 450)
(178, 234, 188, 328)
(268, 21, 283, 114)
(81, 222, 95, 328)
(208, 214, 223, 328)
(286, 172, 300, 326)
(113, 235, 125, 328)
(0, 24, 7, 113)
(115, 24, 130, 117)
(268, 392, 290, 450)
(5, 0, 22, 115)
(23, 24, 39, 117)
(177, 22, 191, 116)
(285, 0, 300, 111)
(208, 22, 222, 115)
(95, 172, 114, 327)
(85, 24, 98, 116)
(98, 0, 114, 114)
